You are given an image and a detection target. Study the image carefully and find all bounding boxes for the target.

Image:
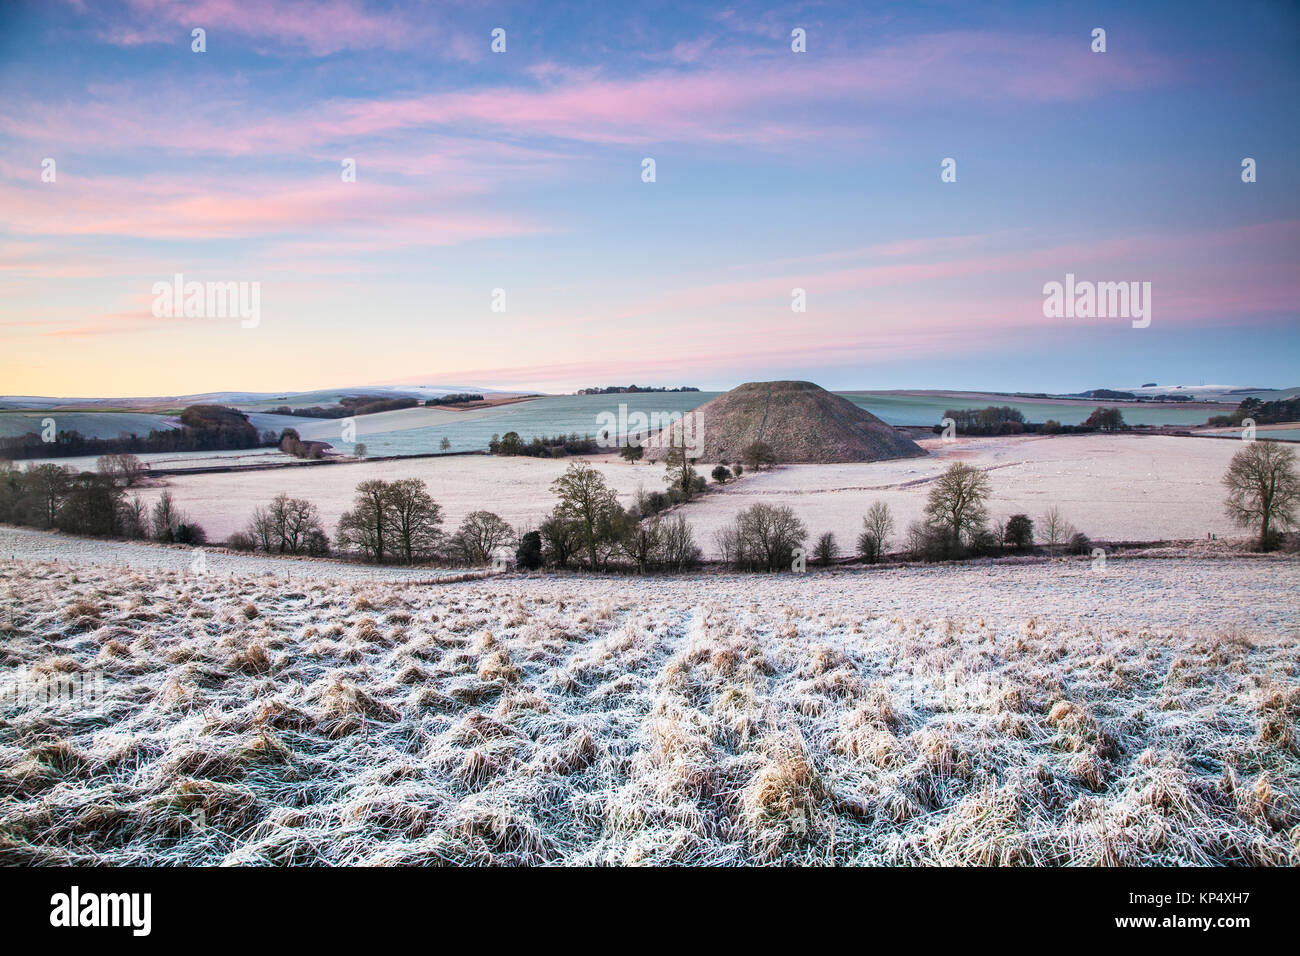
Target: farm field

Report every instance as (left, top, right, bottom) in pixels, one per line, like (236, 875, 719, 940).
(118, 433, 1247, 553)
(1, 555, 1295, 865)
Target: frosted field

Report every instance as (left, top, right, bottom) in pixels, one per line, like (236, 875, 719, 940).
(124, 433, 1246, 552)
(680, 433, 1246, 552)
(14, 447, 301, 474)
(129, 454, 656, 542)
(0, 555, 1295, 865)
(0, 411, 179, 440)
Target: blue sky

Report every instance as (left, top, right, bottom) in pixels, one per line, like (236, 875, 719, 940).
(1, 0, 1297, 396)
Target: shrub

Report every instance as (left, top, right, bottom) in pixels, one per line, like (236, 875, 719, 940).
(813, 532, 838, 566)
(711, 465, 730, 483)
(741, 442, 777, 471)
(1004, 514, 1034, 550)
(175, 522, 207, 545)
(226, 531, 256, 551)
(1067, 531, 1092, 555)
(731, 463, 744, 477)
(515, 530, 543, 570)
(968, 528, 1000, 556)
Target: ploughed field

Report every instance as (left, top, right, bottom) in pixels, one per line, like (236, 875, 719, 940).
(1, 556, 1296, 865)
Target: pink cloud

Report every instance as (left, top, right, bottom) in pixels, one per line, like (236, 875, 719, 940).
(92, 0, 444, 56)
(0, 174, 541, 244)
(5, 31, 1177, 156)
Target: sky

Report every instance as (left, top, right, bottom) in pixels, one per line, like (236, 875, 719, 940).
(1, 0, 1297, 397)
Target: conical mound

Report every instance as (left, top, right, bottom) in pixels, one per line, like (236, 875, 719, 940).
(644, 380, 925, 464)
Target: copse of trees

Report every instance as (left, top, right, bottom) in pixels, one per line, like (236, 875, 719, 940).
(1207, 395, 1300, 428)
(335, 478, 444, 563)
(539, 462, 701, 572)
(0, 404, 272, 460)
(933, 405, 1124, 437)
(1083, 407, 1125, 432)
(489, 431, 597, 457)
(150, 490, 205, 544)
(97, 453, 145, 487)
(0, 460, 200, 542)
(1223, 441, 1298, 551)
(247, 492, 329, 555)
(943, 406, 1027, 435)
(425, 393, 484, 407)
(715, 503, 807, 571)
(279, 428, 326, 459)
(269, 396, 419, 418)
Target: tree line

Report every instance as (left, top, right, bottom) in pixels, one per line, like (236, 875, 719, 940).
(0, 404, 277, 460)
(937, 405, 1125, 436)
(4, 434, 1293, 570)
(0, 460, 206, 543)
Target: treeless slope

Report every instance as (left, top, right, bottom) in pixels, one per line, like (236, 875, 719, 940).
(646, 380, 926, 463)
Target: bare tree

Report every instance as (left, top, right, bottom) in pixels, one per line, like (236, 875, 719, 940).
(663, 428, 697, 498)
(713, 524, 742, 564)
(23, 463, 70, 528)
(261, 492, 325, 554)
(657, 514, 701, 571)
(741, 441, 777, 471)
(453, 510, 514, 565)
(620, 515, 662, 572)
(150, 490, 179, 542)
(1223, 442, 1299, 551)
(539, 514, 581, 568)
(857, 500, 894, 563)
(384, 478, 443, 562)
(336, 479, 392, 562)
(118, 495, 149, 539)
(1040, 505, 1070, 556)
(98, 453, 145, 487)
(924, 462, 991, 554)
(552, 462, 620, 568)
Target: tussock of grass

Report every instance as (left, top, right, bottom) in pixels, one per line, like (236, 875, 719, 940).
(0, 561, 1296, 865)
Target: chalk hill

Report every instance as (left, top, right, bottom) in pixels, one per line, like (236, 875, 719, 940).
(645, 380, 926, 463)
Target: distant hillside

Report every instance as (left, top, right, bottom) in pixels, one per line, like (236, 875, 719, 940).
(645, 380, 925, 463)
